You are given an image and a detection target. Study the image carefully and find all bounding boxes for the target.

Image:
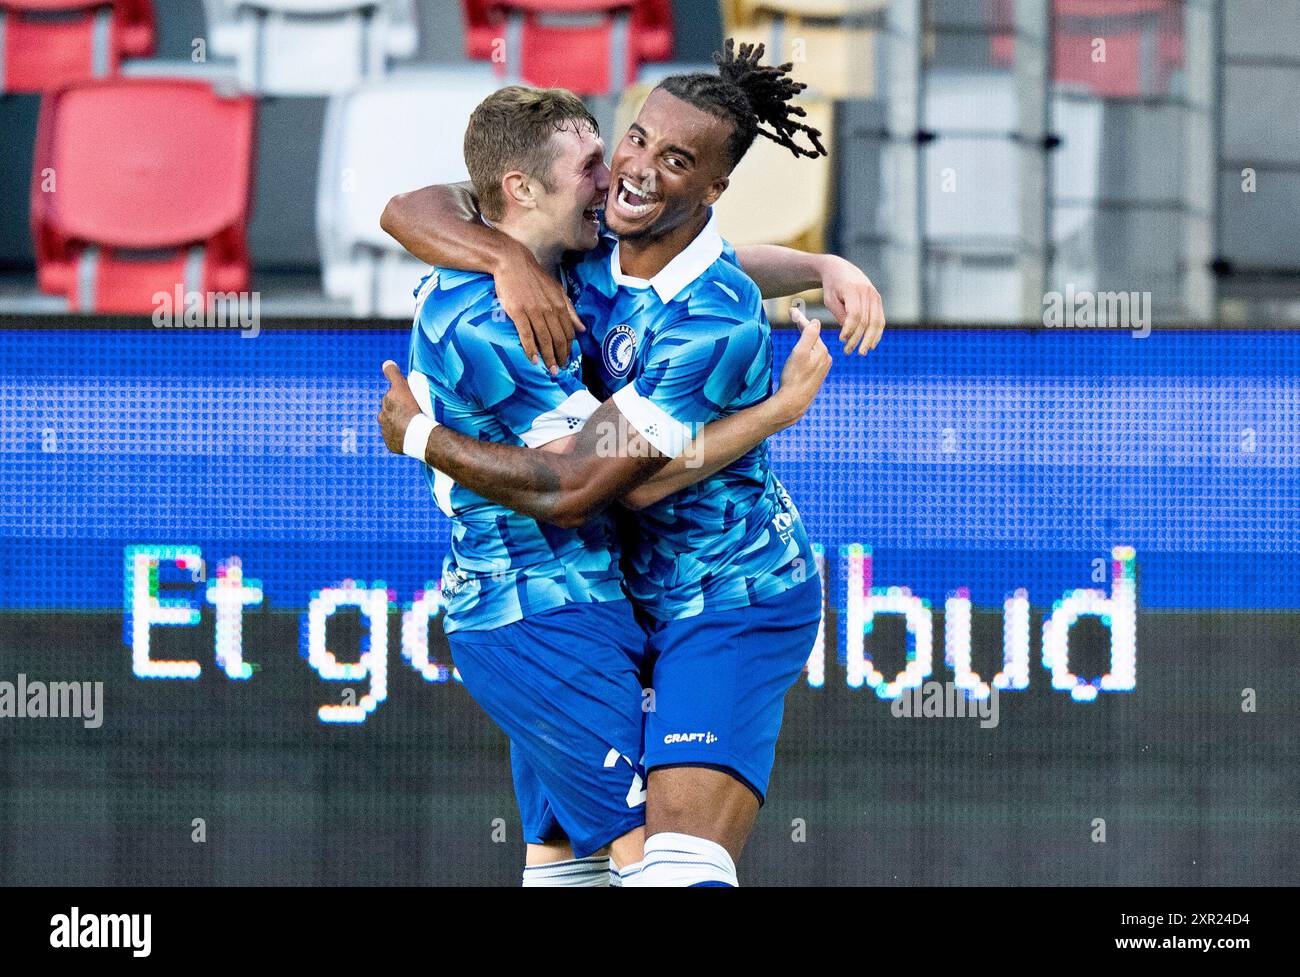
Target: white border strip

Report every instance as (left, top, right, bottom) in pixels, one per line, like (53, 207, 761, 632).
(611, 385, 694, 459)
(521, 389, 601, 448)
(408, 370, 454, 515)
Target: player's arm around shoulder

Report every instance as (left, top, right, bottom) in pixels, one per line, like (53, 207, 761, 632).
(380, 181, 586, 374)
(379, 366, 672, 530)
(380, 302, 673, 529)
(731, 244, 886, 355)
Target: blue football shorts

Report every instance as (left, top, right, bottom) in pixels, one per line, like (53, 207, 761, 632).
(639, 576, 823, 802)
(448, 598, 648, 857)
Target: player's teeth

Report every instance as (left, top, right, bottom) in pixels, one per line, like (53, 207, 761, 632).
(618, 188, 652, 215)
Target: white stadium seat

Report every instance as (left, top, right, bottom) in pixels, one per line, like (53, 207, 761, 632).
(317, 71, 500, 317)
(923, 71, 1103, 319)
(202, 0, 419, 95)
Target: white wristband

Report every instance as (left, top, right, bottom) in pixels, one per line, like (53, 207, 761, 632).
(403, 413, 437, 462)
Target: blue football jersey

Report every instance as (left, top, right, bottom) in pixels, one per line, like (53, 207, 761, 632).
(565, 210, 816, 621)
(407, 267, 626, 633)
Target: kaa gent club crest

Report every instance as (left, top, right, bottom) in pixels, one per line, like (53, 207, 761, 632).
(602, 324, 637, 379)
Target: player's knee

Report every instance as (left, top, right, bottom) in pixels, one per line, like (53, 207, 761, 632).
(645, 766, 759, 857)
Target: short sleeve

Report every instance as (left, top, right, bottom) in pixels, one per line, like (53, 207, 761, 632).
(454, 323, 599, 447)
(612, 315, 764, 459)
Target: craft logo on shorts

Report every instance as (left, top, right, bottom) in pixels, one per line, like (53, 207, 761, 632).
(663, 731, 717, 745)
(602, 324, 637, 379)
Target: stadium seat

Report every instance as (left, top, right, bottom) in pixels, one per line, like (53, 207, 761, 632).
(924, 71, 1105, 240)
(462, 0, 673, 96)
(1054, 0, 1184, 98)
(0, 0, 155, 93)
(31, 78, 255, 313)
(317, 72, 500, 318)
(923, 70, 1104, 320)
(924, 71, 1019, 245)
(202, 0, 418, 95)
(988, 0, 1184, 98)
(721, 1, 884, 99)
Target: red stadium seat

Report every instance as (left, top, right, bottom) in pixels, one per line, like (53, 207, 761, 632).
(30, 78, 255, 313)
(0, 0, 154, 93)
(988, 0, 1183, 98)
(462, 0, 673, 95)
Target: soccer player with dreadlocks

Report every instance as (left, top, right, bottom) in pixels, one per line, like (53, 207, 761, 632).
(377, 42, 885, 885)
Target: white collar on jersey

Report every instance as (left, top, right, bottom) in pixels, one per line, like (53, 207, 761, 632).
(609, 208, 724, 304)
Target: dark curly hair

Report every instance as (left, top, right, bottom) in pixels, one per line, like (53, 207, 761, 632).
(654, 38, 827, 169)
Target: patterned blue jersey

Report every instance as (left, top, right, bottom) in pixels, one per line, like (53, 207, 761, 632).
(407, 267, 626, 633)
(566, 210, 815, 621)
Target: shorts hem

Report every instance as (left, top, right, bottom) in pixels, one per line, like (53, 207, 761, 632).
(569, 811, 647, 859)
(521, 824, 568, 847)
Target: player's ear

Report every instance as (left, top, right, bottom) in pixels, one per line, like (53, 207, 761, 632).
(502, 170, 536, 210)
(702, 175, 730, 208)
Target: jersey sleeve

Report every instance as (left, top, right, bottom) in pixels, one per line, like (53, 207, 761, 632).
(453, 321, 600, 448)
(611, 312, 765, 459)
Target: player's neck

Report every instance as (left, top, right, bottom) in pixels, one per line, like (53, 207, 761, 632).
(497, 218, 564, 280)
(617, 209, 710, 281)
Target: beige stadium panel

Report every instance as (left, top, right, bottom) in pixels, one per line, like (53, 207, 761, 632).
(726, 22, 875, 99)
(713, 97, 833, 260)
(720, 0, 747, 30)
(725, 0, 888, 30)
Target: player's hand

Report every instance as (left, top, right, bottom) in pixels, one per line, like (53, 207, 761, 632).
(377, 360, 421, 455)
(819, 255, 885, 355)
(492, 244, 586, 376)
(773, 306, 832, 429)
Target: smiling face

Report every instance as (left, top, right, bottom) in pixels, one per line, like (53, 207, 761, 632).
(528, 123, 609, 253)
(605, 87, 735, 242)
(463, 86, 608, 255)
